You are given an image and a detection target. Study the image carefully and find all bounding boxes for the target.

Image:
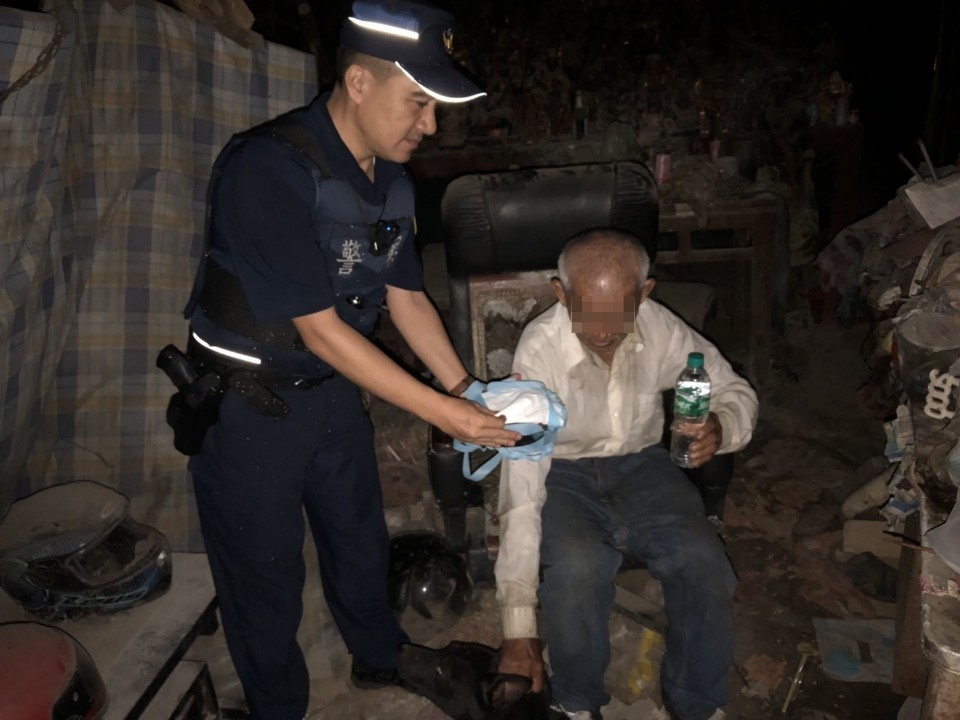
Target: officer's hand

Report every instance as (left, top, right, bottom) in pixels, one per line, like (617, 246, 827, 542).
(673, 411, 722, 468)
(498, 638, 545, 693)
(435, 396, 521, 448)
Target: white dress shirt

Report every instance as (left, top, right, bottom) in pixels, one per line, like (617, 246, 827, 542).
(495, 299, 759, 639)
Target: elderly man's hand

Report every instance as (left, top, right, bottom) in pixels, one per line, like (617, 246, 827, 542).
(498, 638, 544, 693)
(673, 411, 723, 468)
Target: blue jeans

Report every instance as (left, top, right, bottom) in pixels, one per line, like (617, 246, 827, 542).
(539, 446, 736, 720)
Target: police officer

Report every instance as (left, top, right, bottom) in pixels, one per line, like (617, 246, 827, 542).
(182, 2, 518, 718)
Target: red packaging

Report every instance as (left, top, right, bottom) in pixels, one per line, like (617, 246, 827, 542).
(655, 153, 671, 186)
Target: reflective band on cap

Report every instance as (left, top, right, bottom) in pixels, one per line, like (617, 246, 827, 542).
(394, 62, 487, 103)
(348, 17, 419, 41)
(191, 332, 262, 365)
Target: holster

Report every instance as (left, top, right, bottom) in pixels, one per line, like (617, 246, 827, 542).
(155, 343, 225, 455)
(166, 383, 223, 456)
(159, 330, 338, 454)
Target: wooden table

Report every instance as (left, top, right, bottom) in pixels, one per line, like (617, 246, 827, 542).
(0, 551, 218, 720)
(657, 195, 785, 385)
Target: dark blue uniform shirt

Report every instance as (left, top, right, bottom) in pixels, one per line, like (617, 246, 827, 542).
(189, 92, 423, 376)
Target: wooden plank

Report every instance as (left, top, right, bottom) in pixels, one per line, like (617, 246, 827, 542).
(96, 553, 217, 720)
(655, 247, 756, 264)
(893, 517, 930, 697)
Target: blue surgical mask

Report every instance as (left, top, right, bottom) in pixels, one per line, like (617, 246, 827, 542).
(453, 378, 568, 481)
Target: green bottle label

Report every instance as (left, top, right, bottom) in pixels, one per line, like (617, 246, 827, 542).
(674, 380, 710, 418)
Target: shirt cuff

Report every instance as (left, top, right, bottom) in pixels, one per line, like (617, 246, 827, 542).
(713, 407, 741, 453)
(501, 605, 539, 639)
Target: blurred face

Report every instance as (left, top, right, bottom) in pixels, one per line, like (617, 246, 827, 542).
(553, 273, 655, 364)
(354, 68, 438, 163)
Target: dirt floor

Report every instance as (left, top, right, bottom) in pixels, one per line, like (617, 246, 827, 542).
(265, 254, 919, 720)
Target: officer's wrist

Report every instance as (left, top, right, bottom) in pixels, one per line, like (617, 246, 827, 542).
(448, 375, 474, 397)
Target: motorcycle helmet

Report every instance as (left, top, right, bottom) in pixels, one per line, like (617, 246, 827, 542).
(0, 621, 107, 719)
(0, 481, 172, 621)
(388, 531, 473, 641)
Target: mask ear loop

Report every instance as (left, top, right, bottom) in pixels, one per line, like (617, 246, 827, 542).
(458, 422, 548, 481)
(460, 448, 501, 482)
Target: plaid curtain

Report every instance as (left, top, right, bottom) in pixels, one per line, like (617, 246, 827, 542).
(1, 0, 316, 550)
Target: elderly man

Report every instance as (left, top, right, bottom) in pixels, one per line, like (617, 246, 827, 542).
(495, 229, 759, 720)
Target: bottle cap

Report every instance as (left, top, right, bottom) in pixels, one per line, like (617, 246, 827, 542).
(687, 352, 704, 368)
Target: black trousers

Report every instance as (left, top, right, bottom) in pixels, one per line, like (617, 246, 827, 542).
(190, 375, 405, 720)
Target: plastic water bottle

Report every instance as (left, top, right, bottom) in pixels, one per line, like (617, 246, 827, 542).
(670, 352, 711, 468)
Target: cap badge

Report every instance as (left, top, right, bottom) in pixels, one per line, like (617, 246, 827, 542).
(442, 28, 454, 54)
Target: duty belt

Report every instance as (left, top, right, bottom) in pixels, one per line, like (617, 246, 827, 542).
(188, 333, 333, 419)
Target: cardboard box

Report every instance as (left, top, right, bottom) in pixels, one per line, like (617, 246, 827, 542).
(904, 174, 960, 229)
(842, 519, 902, 567)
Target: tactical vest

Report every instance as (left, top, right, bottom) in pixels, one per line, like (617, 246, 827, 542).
(183, 112, 415, 378)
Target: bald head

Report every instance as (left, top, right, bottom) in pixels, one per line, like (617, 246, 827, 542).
(552, 229, 655, 365)
(556, 229, 651, 295)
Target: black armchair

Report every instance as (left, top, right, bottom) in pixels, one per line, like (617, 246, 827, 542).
(429, 162, 735, 573)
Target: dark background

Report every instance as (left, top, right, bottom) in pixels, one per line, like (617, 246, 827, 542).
(284, 0, 956, 219)
(5, 0, 957, 222)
